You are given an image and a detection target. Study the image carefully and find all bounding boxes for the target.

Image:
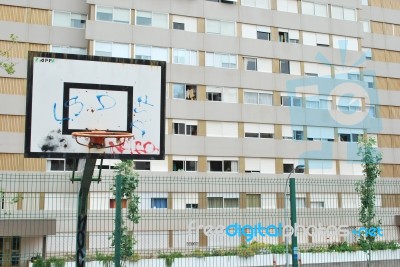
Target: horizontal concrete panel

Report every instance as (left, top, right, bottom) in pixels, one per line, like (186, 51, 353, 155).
(304, 109, 339, 128)
(272, 11, 302, 31)
(377, 90, 400, 107)
(169, 99, 205, 120)
(85, 20, 132, 44)
(131, 0, 171, 13)
(204, 1, 238, 21)
(366, 61, 400, 79)
(204, 102, 241, 122)
(273, 42, 302, 61)
(87, 0, 131, 9)
(242, 138, 278, 157)
(170, 0, 205, 18)
(238, 7, 274, 26)
(0, 132, 24, 153)
(362, 33, 387, 50)
(240, 71, 275, 91)
(0, 94, 26, 115)
(299, 16, 332, 36)
(329, 20, 360, 38)
(171, 30, 204, 51)
(204, 34, 239, 54)
(204, 67, 240, 88)
(241, 105, 277, 124)
(380, 147, 396, 164)
(132, 26, 170, 48)
(51, 0, 88, 13)
(168, 64, 205, 85)
(0, 219, 56, 236)
(380, 118, 400, 135)
(239, 38, 274, 58)
(50, 27, 87, 47)
(335, 142, 360, 160)
(28, 24, 51, 44)
(275, 106, 304, 125)
(204, 137, 242, 157)
(0, 58, 27, 79)
(168, 135, 205, 156)
(331, 49, 366, 68)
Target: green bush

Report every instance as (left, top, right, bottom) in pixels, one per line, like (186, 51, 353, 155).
(45, 257, 65, 267)
(158, 252, 183, 267)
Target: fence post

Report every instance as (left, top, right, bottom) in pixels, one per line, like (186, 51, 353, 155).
(114, 174, 122, 267)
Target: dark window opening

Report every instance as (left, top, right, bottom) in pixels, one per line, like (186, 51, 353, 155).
(135, 161, 150, 171)
(257, 31, 270, 40)
(173, 22, 185, 30)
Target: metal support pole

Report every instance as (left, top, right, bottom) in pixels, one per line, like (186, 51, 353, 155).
(115, 174, 122, 267)
(76, 158, 97, 267)
(290, 177, 299, 267)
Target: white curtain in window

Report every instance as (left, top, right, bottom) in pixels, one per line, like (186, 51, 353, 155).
(95, 41, 112, 55)
(242, 24, 256, 39)
(205, 53, 214, 67)
(152, 47, 168, 62)
(244, 91, 258, 104)
(221, 21, 235, 36)
(302, 2, 314, 15)
(320, 127, 334, 140)
(282, 125, 294, 138)
(245, 158, 260, 171)
(260, 159, 275, 173)
(287, 0, 298, 13)
(288, 30, 299, 40)
(347, 37, 358, 51)
(315, 4, 327, 17)
(331, 6, 343, 20)
(290, 61, 301, 75)
(53, 11, 70, 27)
(135, 45, 151, 58)
(207, 121, 223, 137)
(259, 93, 272, 105)
(257, 58, 272, 73)
(114, 8, 130, 23)
(223, 88, 238, 103)
(112, 43, 129, 58)
(308, 160, 323, 174)
(152, 13, 168, 28)
(206, 20, 220, 34)
(222, 122, 238, 137)
(343, 8, 356, 21)
(259, 124, 274, 134)
(303, 32, 316, 46)
(316, 34, 329, 45)
(244, 123, 259, 133)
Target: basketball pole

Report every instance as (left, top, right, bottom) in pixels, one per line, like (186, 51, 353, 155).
(76, 158, 97, 267)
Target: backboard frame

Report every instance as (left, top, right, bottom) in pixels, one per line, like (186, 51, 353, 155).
(25, 51, 166, 160)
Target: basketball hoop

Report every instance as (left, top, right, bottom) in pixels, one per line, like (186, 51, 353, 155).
(72, 131, 134, 149)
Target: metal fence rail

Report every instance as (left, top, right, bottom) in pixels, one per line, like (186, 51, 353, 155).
(0, 172, 399, 266)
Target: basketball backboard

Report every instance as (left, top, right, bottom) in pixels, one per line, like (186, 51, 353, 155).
(25, 52, 166, 159)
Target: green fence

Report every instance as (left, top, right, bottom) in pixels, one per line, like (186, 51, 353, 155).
(0, 172, 399, 266)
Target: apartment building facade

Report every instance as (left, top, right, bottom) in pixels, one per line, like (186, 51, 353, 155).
(1, 0, 400, 265)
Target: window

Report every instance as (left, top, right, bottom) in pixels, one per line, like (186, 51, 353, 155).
(51, 45, 87, 55)
(303, 32, 329, 47)
(173, 120, 197, 135)
(279, 29, 299, 43)
(281, 94, 302, 107)
(94, 41, 130, 58)
(282, 125, 304, 140)
(53, 11, 86, 28)
(311, 201, 324, 208)
(173, 49, 198, 65)
(109, 199, 127, 208)
(208, 193, 239, 208)
(302, 2, 328, 17)
(308, 160, 336, 174)
(243, 90, 272, 105)
(206, 19, 235, 36)
(277, 0, 298, 13)
(367, 105, 376, 118)
(305, 95, 332, 109)
(361, 0, 368, 5)
(96, 6, 130, 24)
(172, 16, 197, 32)
(205, 52, 237, 69)
(245, 158, 276, 173)
(331, 6, 356, 21)
(136, 10, 168, 28)
(134, 45, 169, 62)
(362, 48, 372, 60)
(338, 128, 363, 142)
(243, 57, 272, 72)
(207, 122, 238, 137)
(206, 86, 237, 102)
(207, 0, 238, 3)
(361, 21, 370, 33)
(173, 84, 197, 100)
(241, 0, 271, 9)
(46, 159, 77, 171)
(151, 198, 167, 208)
(208, 158, 238, 172)
(283, 159, 305, 173)
(296, 197, 306, 208)
(307, 126, 334, 141)
(304, 62, 331, 78)
(244, 123, 274, 138)
(334, 66, 360, 80)
(332, 36, 359, 51)
(135, 161, 151, 171)
(246, 194, 261, 208)
(173, 158, 198, 171)
(280, 60, 290, 74)
(242, 24, 271, 40)
(186, 203, 198, 209)
(364, 75, 374, 88)
(11, 237, 20, 266)
(336, 96, 362, 112)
